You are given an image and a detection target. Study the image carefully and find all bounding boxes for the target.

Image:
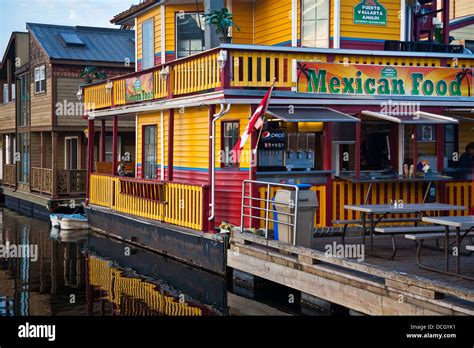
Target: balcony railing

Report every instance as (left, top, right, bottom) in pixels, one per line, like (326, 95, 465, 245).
(31, 168, 86, 196)
(90, 173, 209, 231)
(2, 164, 16, 187)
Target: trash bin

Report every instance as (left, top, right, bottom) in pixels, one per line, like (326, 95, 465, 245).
(273, 185, 318, 248)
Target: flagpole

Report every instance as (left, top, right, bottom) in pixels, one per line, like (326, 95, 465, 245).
(254, 78, 277, 151)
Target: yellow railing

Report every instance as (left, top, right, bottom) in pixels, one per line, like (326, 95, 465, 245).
(83, 81, 111, 111)
(88, 256, 203, 316)
(153, 69, 168, 99)
(113, 79, 126, 106)
(174, 52, 221, 95)
(90, 174, 207, 231)
(258, 185, 327, 229)
(230, 50, 327, 88)
(90, 174, 114, 207)
(445, 181, 473, 216)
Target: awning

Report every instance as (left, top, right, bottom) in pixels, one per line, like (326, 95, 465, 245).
(362, 110, 459, 124)
(267, 107, 360, 123)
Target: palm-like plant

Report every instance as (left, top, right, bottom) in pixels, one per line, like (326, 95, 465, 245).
(202, 8, 240, 43)
(80, 66, 107, 84)
(456, 68, 472, 97)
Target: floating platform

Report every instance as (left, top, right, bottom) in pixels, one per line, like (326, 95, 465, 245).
(228, 232, 474, 315)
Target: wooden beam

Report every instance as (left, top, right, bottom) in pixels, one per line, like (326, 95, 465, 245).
(112, 116, 118, 176)
(6, 59, 12, 102)
(100, 120, 106, 162)
(167, 109, 174, 181)
(40, 132, 45, 168)
(355, 115, 361, 180)
(51, 132, 58, 197)
(86, 119, 95, 204)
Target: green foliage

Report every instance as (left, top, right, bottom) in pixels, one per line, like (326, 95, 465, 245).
(202, 7, 240, 38)
(80, 66, 107, 83)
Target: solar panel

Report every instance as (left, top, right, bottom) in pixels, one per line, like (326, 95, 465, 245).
(59, 32, 85, 47)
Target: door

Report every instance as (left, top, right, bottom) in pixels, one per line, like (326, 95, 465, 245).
(65, 137, 79, 170)
(143, 125, 157, 179)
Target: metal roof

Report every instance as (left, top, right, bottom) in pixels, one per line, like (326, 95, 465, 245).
(267, 107, 360, 123)
(26, 23, 135, 63)
(362, 111, 459, 124)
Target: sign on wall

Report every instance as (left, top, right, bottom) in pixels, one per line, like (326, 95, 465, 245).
(297, 62, 473, 98)
(125, 72, 154, 103)
(354, 0, 387, 26)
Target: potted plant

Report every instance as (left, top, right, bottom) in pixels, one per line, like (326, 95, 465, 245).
(80, 66, 107, 84)
(202, 7, 240, 44)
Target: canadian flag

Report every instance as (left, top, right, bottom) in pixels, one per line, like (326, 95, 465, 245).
(232, 85, 274, 163)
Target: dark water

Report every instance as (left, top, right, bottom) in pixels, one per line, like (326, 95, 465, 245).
(0, 208, 302, 316)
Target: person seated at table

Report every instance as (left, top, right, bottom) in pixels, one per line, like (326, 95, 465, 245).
(459, 142, 474, 179)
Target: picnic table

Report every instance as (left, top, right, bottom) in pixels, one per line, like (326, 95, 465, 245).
(412, 216, 474, 280)
(344, 203, 466, 259)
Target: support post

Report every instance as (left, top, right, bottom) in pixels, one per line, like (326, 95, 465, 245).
(355, 117, 361, 180)
(168, 109, 174, 181)
(323, 122, 333, 226)
(442, 0, 450, 45)
(112, 116, 118, 176)
(208, 105, 216, 232)
(100, 120, 106, 162)
(412, 125, 418, 168)
(436, 124, 446, 203)
(86, 119, 95, 204)
(51, 132, 58, 197)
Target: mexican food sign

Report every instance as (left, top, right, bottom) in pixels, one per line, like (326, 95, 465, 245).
(298, 62, 473, 97)
(354, 0, 387, 26)
(125, 72, 154, 103)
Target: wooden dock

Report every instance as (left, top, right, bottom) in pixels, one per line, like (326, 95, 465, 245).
(228, 232, 474, 315)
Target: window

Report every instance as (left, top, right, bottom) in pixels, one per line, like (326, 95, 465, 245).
(2, 83, 8, 103)
(143, 125, 157, 179)
(444, 125, 458, 169)
(17, 133, 30, 183)
(105, 136, 122, 162)
(34, 65, 46, 94)
(302, 0, 329, 48)
(222, 121, 240, 168)
(176, 13, 205, 58)
(18, 74, 29, 126)
(142, 19, 154, 70)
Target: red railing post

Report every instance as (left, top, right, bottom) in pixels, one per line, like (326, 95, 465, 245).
(323, 122, 333, 226)
(202, 185, 211, 232)
(112, 116, 118, 176)
(86, 119, 95, 205)
(167, 109, 174, 182)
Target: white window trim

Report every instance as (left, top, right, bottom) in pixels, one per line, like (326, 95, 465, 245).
(34, 65, 46, 94)
(175, 11, 204, 59)
(141, 18, 155, 70)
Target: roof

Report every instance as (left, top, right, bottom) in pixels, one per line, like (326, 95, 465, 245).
(450, 15, 474, 30)
(267, 107, 360, 123)
(26, 23, 135, 64)
(111, 0, 161, 25)
(362, 111, 459, 124)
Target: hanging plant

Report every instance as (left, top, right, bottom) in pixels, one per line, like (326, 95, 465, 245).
(80, 66, 107, 84)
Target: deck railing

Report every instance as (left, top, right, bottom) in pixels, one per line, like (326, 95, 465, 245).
(89, 174, 209, 231)
(2, 164, 16, 187)
(31, 168, 86, 196)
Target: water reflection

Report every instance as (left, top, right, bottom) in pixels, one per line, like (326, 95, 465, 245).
(0, 208, 224, 316)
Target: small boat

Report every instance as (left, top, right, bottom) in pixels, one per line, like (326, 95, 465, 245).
(50, 205, 90, 230)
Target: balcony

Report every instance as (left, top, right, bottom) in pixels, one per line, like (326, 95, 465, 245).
(30, 167, 87, 197)
(2, 164, 16, 187)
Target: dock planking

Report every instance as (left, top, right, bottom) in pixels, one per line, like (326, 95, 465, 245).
(229, 231, 474, 315)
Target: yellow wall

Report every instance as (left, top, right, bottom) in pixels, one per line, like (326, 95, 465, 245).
(215, 105, 253, 169)
(334, 0, 401, 42)
(173, 106, 209, 169)
(136, 112, 168, 168)
(255, 0, 292, 46)
(165, 3, 205, 58)
(231, 0, 254, 44)
(137, 5, 161, 66)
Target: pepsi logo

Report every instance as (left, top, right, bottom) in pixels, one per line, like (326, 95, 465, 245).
(262, 131, 271, 139)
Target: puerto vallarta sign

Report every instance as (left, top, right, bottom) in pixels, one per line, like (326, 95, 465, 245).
(297, 62, 473, 98)
(354, 0, 387, 26)
(125, 72, 154, 103)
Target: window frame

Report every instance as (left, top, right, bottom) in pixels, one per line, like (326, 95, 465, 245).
(34, 65, 46, 94)
(142, 125, 158, 179)
(175, 11, 205, 59)
(220, 120, 240, 168)
(141, 18, 155, 70)
(64, 136, 81, 170)
(301, 0, 330, 49)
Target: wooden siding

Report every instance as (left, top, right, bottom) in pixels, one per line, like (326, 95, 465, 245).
(56, 77, 88, 127)
(451, 24, 474, 42)
(231, 0, 254, 45)
(0, 102, 16, 133)
(255, 0, 292, 46)
(137, 5, 162, 67)
(451, 0, 474, 19)
(30, 76, 52, 128)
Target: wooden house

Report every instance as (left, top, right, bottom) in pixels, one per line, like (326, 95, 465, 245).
(0, 24, 135, 217)
(83, 0, 474, 273)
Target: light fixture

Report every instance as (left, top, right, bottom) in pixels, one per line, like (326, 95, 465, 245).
(159, 66, 170, 81)
(76, 87, 83, 101)
(105, 80, 113, 94)
(217, 50, 228, 70)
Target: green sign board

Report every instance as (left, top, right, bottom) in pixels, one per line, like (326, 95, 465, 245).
(354, 0, 387, 26)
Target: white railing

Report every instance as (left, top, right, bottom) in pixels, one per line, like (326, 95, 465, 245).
(240, 180, 300, 246)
